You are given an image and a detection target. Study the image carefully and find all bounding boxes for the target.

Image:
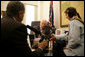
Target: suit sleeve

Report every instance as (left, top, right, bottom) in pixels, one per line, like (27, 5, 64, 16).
(10, 25, 44, 56)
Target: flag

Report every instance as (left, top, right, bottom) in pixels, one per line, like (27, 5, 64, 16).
(49, 1, 54, 27)
(49, 1, 56, 34)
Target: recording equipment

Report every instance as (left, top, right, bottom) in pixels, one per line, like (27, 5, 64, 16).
(26, 25, 51, 42)
(39, 34, 49, 43)
(51, 26, 56, 34)
(26, 25, 41, 35)
(26, 24, 56, 42)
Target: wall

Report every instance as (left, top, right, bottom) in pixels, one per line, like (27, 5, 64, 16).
(20, 1, 39, 24)
(1, 1, 39, 24)
(39, 1, 61, 29)
(1, 1, 10, 11)
(53, 1, 68, 30)
(1, 1, 68, 30)
(53, 1, 60, 29)
(41, 1, 68, 30)
(41, 1, 50, 21)
(1, 1, 83, 31)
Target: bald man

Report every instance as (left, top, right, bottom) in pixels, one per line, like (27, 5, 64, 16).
(40, 20, 48, 34)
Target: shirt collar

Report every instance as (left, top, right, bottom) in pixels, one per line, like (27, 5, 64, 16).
(71, 16, 78, 20)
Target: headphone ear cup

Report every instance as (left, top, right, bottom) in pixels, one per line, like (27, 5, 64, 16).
(67, 9, 73, 18)
(68, 12, 71, 18)
(66, 10, 70, 18)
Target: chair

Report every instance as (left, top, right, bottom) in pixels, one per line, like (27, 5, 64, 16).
(30, 21, 40, 35)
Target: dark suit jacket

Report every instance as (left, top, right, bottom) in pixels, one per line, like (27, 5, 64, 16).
(1, 15, 44, 56)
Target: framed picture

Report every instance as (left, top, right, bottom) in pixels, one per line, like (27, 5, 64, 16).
(60, 1, 84, 27)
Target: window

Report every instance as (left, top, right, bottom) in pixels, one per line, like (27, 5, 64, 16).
(25, 5, 35, 34)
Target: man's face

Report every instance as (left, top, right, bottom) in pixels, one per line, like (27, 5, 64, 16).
(40, 22, 44, 29)
(18, 11, 25, 22)
(40, 20, 46, 29)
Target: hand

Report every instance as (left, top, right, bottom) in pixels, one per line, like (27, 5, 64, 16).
(38, 40, 48, 50)
(51, 34, 56, 38)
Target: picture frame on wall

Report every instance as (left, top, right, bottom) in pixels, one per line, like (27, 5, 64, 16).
(60, 1, 84, 27)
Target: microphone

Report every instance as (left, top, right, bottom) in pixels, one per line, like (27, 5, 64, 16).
(26, 25, 41, 35)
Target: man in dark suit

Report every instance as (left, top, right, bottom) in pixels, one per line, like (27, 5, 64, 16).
(33, 20, 50, 37)
(28, 20, 50, 38)
(1, 1, 48, 56)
